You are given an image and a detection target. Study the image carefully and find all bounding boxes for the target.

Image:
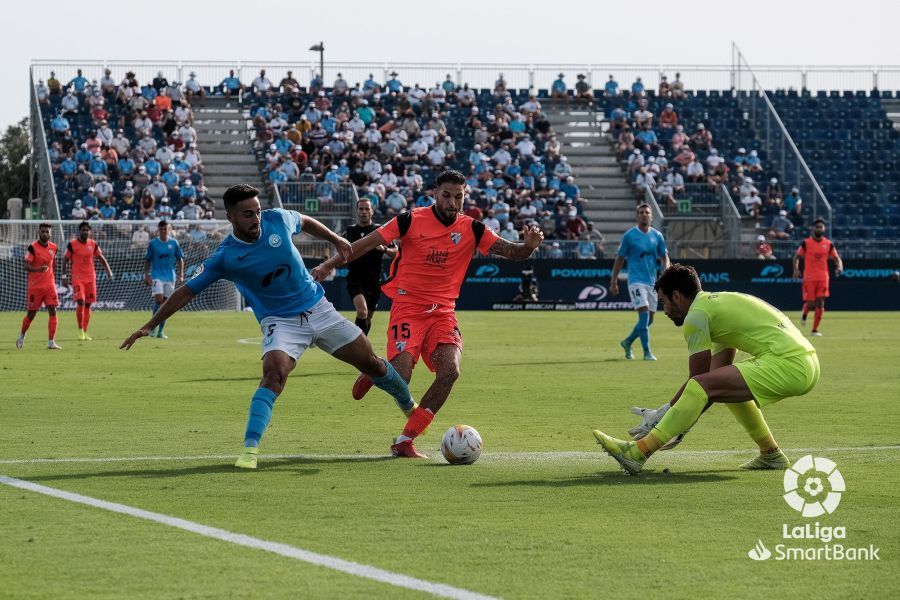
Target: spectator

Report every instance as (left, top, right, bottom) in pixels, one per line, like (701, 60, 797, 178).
(131, 225, 150, 249)
(50, 112, 70, 136)
(219, 69, 243, 97)
(765, 177, 782, 203)
(658, 103, 678, 128)
(548, 241, 564, 259)
(575, 74, 591, 101)
(686, 158, 705, 183)
(493, 72, 507, 96)
(658, 75, 672, 98)
(690, 123, 712, 150)
(583, 221, 605, 257)
(755, 234, 775, 260)
(576, 235, 598, 259)
(158, 196, 174, 219)
(99, 69, 116, 96)
(671, 125, 688, 152)
(279, 70, 300, 94)
(483, 208, 500, 231)
(631, 77, 644, 95)
(783, 186, 804, 225)
(634, 100, 653, 129)
(565, 208, 587, 239)
(500, 222, 519, 242)
(656, 179, 676, 209)
(99, 198, 117, 220)
(67, 69, 89, 95)
(551, 73, 567, 99)
(184, 72, 206, 104)
(742, 189, 762, 222)
(71, 199, 87, 219)
(671, 73, 685, 99)
(604, 75, 619, 97)
(333, 73, 349, 97)
(733, 147, 747, 166)
(767, 209, 794, 240)
(745, 149, 762, 173)
(60, 90, 79, 115)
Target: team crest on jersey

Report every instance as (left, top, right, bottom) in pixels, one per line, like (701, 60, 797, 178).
(269, 234, 282, 248)
(450, 232, 462, 245)
(395, 341, 407, 352)
(191, 264, 204, 279)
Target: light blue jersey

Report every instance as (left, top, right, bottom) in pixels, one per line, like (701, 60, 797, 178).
(185, 209, 324, 322)
(146, 237, 184, 282)
(616, 226, 667, 286)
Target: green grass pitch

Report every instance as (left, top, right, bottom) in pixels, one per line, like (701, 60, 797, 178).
(1, 310, 898, 598)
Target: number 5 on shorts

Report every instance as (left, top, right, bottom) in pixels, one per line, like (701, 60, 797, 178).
(264, 323, 276, 346)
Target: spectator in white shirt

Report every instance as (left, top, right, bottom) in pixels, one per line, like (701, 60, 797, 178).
(482, 209, 500, 232)
(252, 69, 274, 96)
(492, 146, 512, 168)
(427, 147, 446, 167)
(516, 136, 536, 159)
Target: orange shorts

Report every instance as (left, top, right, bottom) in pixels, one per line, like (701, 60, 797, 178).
(802, 279, 829, 302)
(386, 301, 462, 372)
(72, 279, 97, 304)
(27, 286, 59, 311)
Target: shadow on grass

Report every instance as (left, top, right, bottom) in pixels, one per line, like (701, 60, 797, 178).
(470, 470, 738, 487)
(16, 455, 395, 483)
(495, 359, 621, 367)
(177, 370, 348, 383)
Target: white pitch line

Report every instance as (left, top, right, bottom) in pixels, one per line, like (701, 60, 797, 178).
(1, 445, 898, 465)
(0, 475, 497, 600)
(236, 337, 261, 345)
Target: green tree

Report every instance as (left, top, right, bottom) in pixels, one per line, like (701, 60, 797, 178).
(0, 118, 31, 217)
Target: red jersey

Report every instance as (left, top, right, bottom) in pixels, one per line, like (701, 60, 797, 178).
(25, 240, 57, 289)
(379, 207, 499, 307)
(796, 236, 838, 281)
(65, 238, 103, 281)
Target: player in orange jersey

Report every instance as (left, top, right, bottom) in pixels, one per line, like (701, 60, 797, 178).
(64, 221, 114, 341)
(17, 223, 62, 350)
(313, 170, 544, 458)
(792, 218, 843, 336)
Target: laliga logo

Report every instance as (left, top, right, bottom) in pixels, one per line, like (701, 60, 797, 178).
(783, 455, 845, 517)
(475, 264, 500, 277)
(578, 285, 608, 301)
(760, 264, 784, 277)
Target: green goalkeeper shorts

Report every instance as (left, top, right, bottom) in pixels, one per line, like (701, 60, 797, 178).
(734, 350, 820, 407)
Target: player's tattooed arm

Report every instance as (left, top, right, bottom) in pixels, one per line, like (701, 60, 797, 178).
(488, 224, 544, 261)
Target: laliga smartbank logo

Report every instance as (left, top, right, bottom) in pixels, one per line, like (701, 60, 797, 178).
(746, 455, 880, 562)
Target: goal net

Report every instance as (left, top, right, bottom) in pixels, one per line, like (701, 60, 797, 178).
(0, 220, 240, 312)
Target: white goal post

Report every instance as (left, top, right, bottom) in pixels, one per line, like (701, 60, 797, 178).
(0, 220, 240, 312)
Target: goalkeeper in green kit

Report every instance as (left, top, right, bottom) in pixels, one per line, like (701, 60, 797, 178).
(593, 264, 820, 475)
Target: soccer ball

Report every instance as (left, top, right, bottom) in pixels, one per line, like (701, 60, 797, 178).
(441, 425, 483, 465)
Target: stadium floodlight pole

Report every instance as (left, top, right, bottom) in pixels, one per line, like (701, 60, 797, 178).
(309, 42, 324, 83)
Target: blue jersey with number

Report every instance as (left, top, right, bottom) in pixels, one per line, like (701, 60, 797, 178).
(146, 237, 184, 282)
(185, 209, 324, 322)
(616, 226, 667, 286)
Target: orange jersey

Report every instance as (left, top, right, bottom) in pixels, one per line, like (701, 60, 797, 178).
(796, 236, 838, 281)
(379, 207, 499, 307)
(25, 240, 57, 289)
(65, 238, 103, 281)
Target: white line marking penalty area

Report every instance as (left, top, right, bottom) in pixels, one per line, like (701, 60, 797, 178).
(0, 475, 497, 600)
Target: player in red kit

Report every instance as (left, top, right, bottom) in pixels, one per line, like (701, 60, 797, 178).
(17, 223, 62, 350)
(64, 221, 114, 341)
(313, 170, 544, 458)
(793, 217, 843, 336)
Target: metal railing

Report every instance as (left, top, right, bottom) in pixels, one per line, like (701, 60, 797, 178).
(276, 182, 358, 232)
(30, 59, 900, 97)
(717, 184, 742, 258)
(732, 45, 833, 235)
(642, 188, 665, 230)
(29, 69, 60, 222)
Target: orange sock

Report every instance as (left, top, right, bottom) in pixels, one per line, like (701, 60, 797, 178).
(636, 431, 666, 457)
(83, 306, 92, 331)
(813, 307, 824, 330)
(48, 316, 58, 340)
(76, 305, 84, 329)
(21, 316, 32, 335)
(401, 406, 434, 440)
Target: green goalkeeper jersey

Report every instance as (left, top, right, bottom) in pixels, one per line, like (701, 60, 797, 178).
(683, 291, 815, 358)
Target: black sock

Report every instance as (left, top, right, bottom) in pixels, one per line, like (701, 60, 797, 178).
(355, 317, 369, 335)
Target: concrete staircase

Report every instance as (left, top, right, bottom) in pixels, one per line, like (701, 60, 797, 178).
(544, 101, 635, 243)
(193, 97, 260, 212)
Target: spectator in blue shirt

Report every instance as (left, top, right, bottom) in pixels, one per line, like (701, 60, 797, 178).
(142, 85, 158, 101)
(145, 157, 161, 177)
(415, 191, 434, 207)
(320, 112, 336, 134)
(89, 154, 107, 176)
(363, 74, 380, 95)
(162, 166, 179, 190)
(275, 134, 293, 156)
(118, 156, 136, 179)
(551, 73, 567, 99)
(268, 167, 287, 185)
(505, 160, 522, 178)
(356, 101, 375, 125)
(442, 74, 456, 94)
(560, 176, 580, 200)
(635, 128, 658, 150)
(309, 73, 323, 93)
(529, 159, 546, 178)
(68, 69, 89, 94)
(50, 114, 70, 135)
(386, 71, 403, 93)
(59, 157, 78, 179)
(75, 144, 92, 164)
(99, 199, 117, 220)
(631, 77, 644, 95)
(219, 69, 243, 97)
(605, 75, 620, 96)
(733, 147, 747, 165)
(82, 188, 99, 212)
